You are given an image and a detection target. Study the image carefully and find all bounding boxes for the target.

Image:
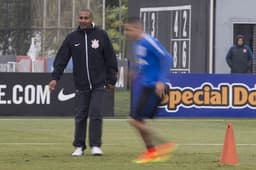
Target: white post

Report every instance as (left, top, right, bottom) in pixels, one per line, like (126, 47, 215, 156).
(119, 0, 122, 58)
(42, 0, 47, 56)
(102, 0, 105, 29)
(209, 0, 215, 74)
(72, 0, 76, 28)
(57, 0, 61, 42)
(87, 0, 90, 9)
(37, 0, 47, 73)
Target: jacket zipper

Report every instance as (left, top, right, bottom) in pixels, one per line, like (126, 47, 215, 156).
(84, 31, 92, 90)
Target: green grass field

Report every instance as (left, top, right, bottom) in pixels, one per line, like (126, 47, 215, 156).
(0, 118, 256, 170)
(114, 90, 131, 117)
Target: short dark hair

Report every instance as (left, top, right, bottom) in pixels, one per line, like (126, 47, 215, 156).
(235, 34, 245, 44)
(80, 8, 93, 18)
(126, 16, 141, 24)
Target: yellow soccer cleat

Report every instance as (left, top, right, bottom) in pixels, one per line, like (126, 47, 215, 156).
(155, 142, 177, 156)
(133, 150, 158, 164)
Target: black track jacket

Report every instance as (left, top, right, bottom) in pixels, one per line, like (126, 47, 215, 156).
(52, 26, 118, 90)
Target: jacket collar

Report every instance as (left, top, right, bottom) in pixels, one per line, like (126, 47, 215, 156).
(77, 22, 96, 34)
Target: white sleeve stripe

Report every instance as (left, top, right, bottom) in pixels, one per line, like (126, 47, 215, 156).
(143, 34, 165, 55)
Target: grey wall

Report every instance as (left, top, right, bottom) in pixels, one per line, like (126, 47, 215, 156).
(215, 0, 256, 73)
(128, 0, 211, 73)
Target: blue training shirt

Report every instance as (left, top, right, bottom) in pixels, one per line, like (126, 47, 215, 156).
(133, 33, 173, 86)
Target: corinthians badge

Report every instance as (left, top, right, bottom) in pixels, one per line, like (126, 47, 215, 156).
(91, 39, 99, 49)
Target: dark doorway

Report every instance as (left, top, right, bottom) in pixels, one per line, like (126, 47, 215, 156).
(233, 24, 254, 51)
(233, 24, 256, 72)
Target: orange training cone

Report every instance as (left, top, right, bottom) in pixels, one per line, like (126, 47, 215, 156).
(220, 123, 239, 165)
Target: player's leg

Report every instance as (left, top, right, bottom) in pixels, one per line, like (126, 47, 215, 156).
(130, 86, 154, 146)
(129, 117, 176, 163)
(130, 86, 176, 163)
(128, 118, 155, 148)
(72, 89, 91, 156)
(88, 85, 105, 155)
(149, 88, 177, 160)
(128, 118, 159, 163)
(129, 86, 159, 163)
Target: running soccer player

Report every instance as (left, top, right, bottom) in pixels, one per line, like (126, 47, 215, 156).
(124, 17, 176, 164)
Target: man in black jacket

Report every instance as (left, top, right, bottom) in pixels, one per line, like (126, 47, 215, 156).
(48, 9, 118, 156)
(226, 35, 253, 73)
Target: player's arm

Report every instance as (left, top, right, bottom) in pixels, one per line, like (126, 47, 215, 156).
(157, 52, 172, 98)
(144, 37, 172, 97)
(245, 45, 253, 72)
(147, 40, 172, 81)
(225, 46, 233, 68)
(49, 36, 71, 92)
(102, 31, 118, 91)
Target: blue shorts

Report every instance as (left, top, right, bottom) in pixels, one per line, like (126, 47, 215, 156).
(130, 86, 161, 121)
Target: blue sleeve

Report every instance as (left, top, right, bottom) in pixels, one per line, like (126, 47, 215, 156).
(158, 52, 172, 82)
(144, 39, 172, 82)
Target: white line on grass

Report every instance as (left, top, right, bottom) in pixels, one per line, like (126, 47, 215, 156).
(0, 118, 254, 122)
(178, 144, 256, 146)
(0, 143, 62, 145)
(0, 143, 256, 146)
